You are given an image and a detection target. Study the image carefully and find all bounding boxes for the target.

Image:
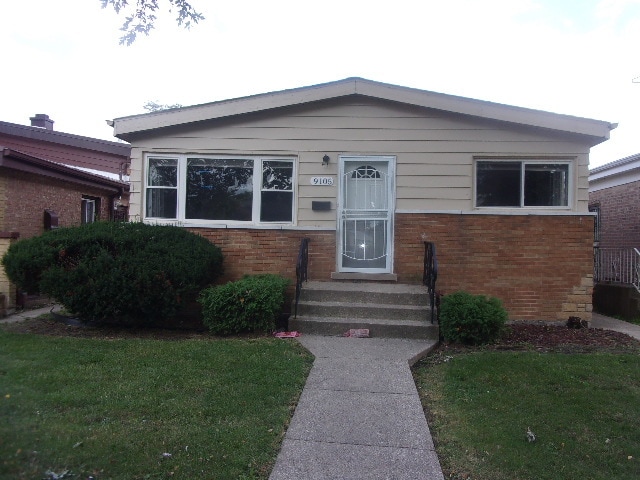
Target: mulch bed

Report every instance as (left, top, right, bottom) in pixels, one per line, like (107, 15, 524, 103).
(2, 315, 640, 354)
(433, 322, 640, 357)
(1, 316, 213, 340)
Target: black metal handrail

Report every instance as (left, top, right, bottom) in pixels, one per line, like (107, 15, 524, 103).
(423, 241, 439, 324)
(294, 237, 310, 318)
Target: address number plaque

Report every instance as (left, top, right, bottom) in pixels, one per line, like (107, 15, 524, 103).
(310, 177, 334, 186)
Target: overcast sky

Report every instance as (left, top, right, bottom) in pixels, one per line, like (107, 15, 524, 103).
(2, 0, 639, 168)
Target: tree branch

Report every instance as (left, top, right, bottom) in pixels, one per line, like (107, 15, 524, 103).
(101, 0, 204, 46)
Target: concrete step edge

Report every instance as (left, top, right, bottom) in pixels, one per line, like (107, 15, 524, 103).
(301, 281, 426, 294)
(288, 316, 439, 339)
(290, 315, 438, 327)
(297, 300, 430, 311)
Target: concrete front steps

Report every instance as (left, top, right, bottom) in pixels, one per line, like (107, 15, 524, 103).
(289, 281, 439, 339)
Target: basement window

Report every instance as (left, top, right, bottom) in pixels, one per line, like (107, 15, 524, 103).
(475, 160, 571, 208)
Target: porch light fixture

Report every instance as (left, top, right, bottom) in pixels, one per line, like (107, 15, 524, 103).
(322, 154, 330, 166)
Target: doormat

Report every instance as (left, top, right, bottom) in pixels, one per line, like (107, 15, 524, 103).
(343, 328, 370, 338)
(274, 331, 301, 338)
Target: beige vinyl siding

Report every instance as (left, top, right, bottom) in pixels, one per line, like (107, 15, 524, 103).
(128, 147, 144, 223)
(576, 153, 590, 205)
(127, 97, 592, 227)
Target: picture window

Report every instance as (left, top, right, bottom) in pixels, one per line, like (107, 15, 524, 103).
(145, 155, 295, 224)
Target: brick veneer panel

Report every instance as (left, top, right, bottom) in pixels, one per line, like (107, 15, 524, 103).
(1, 170, 113, 239)
(394, 213, 594, 321)
(589, 180, 640, 249)
(195, 229, 336, 285)
(191, 214, 592, 322)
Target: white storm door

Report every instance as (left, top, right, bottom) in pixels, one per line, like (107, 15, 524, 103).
(338, 156, 394, 273)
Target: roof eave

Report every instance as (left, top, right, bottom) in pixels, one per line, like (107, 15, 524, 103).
(111, 77, 615, 143)
(589, 152, 640, 182)
(113, 78, 359, 138)
(0, 121, 130, 157)
(0, 147, 129, 194)
(590, 152, 640, 175)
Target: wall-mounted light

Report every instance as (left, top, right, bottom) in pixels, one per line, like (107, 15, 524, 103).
(322, 154, 330, 166)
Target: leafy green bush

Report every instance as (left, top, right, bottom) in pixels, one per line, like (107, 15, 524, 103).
(199, 274, 290, 335)
(439, 291, 508, 345)
(2, 222, 223, 325)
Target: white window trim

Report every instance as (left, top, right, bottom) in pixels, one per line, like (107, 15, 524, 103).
(144, 154, 297, 226)
(81, 197, 97, 224)
(474, 158, 574, 210)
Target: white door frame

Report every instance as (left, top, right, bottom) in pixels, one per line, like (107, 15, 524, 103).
(337, 155, 395, 273)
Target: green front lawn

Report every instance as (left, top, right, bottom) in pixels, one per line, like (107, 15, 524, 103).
(414, 351, 640, 480)
(0, 329, 312, 479)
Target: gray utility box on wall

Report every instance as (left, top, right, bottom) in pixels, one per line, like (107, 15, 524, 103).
(312, 201, 331, 211)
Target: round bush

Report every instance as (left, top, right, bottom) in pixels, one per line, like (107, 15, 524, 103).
(199, 274, 290, 335)
(439, 291, 508, 345)
(2, 222, 223, 325)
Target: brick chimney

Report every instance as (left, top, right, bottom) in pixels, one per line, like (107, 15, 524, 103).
(30, 114, 54, 130)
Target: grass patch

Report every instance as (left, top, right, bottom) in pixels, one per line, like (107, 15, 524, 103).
(0, 329, 312, 479)
(414, 351, 640, 480)
(614, 315, 640, 326)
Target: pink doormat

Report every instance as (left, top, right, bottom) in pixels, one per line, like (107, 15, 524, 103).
(274, 331, 301, 338)
(343, 328, 370, 338)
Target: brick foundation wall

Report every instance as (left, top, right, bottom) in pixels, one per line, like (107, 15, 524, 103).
(395, 213, 594, 321)
(589, 180, 640, 249)
(191, 212, 593, 322)
(195, 229, 336, 284)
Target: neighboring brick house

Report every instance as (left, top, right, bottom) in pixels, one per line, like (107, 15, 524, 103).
(0, 115, 130, 315)
(111, 78, 614, 322)
(589, 153, 640, 249)
(589, 153, 640, 318)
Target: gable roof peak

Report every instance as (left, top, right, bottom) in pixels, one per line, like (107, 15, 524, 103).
(111, 78, 615, 145)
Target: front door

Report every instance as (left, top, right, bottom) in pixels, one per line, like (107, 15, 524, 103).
(338, 156, 394, 273)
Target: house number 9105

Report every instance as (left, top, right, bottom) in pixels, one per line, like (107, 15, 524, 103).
(310, 177, 334, 186)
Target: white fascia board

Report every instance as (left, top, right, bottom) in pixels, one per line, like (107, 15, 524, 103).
(113, 77, 615, 142)
(354, 79, 614, 141)
(589, 157, 640, 182)
(113, 80, 357, 136)
(589, 164, 640, 192)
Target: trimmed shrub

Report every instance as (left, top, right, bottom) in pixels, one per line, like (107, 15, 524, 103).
(199, 274, 290, 335)
(2, 222, 223, 325)
(439, 291, 508, 345)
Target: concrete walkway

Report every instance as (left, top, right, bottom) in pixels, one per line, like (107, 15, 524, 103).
(0, 304, 60, 324)
(591, 312, 640, 341)
(271, 314, 640, 479)
(269, 335, 444, 480)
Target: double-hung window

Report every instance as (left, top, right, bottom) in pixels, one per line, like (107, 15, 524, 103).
(146, 158, 178, 219)
(475, 159, 571, 208)
(145, 155, 295, 224)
